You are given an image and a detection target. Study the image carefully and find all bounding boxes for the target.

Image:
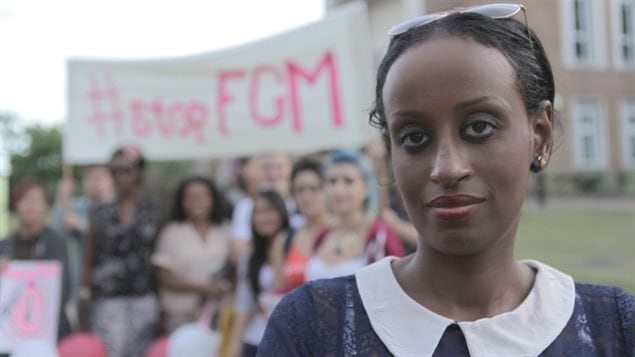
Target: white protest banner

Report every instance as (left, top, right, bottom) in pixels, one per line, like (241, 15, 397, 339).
(65, 3, 374, 164)
(0, 261, 62, 354)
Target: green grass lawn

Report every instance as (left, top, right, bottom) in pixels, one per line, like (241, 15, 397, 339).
(515, 207, 635, 293)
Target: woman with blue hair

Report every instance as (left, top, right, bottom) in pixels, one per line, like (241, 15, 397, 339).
(304, 149, 404, 281)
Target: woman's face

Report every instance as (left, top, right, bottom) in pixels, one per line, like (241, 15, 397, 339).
(16, 186, 48, 228)
(261, 154, 292, 197)
(83, 166, 113, 203)
(240, 158, 262, 196)
(252, 197, 282, 238)
(292, 170, 327, 218)
(183, 181, 213, 222)
(326, 163, 368, 215)
(383, 37, 550, 256)
(110, 155, 142, 194)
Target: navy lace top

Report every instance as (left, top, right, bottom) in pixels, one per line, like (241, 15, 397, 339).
(258, 258, 635, 356)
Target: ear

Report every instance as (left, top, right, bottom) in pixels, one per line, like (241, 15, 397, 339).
(531, 100, 554, 164)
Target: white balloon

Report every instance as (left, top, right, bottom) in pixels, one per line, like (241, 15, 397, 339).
(167, 323, 220, 357)
(12, 340, 59, 357)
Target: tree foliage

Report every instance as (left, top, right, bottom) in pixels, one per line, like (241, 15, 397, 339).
(3, 112, 199, 206)
(4, 112, 65, 199)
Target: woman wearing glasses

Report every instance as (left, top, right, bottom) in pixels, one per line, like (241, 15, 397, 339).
(80, 146, 162, 357)
(259, 3, 634, 355)
(277, 158, 332, 292)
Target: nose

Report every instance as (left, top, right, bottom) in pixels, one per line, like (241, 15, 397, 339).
(430, 139, 471, 189)
(329, 180, 346, 195)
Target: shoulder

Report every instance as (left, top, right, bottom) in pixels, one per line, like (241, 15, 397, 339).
(157, 222, 186, 243)
(272, 275, 359, 327)
(160, 222, 185, 235)
(260, 276, 359, 355)
(209, 223, 232, 241)
(575, 282, 635, 321)
(215, 222, 231, 233)
(368, 219, 396, 238)
(297, 275, 356, 302)
(273, 275, 353, 311)
(571, 282, 635, 351)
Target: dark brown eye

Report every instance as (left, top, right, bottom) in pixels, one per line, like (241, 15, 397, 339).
(398, 129, 430, 152)
(463, 121, 495, 139)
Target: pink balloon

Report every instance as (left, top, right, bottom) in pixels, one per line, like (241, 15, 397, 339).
(146, 336, 169, 357)
(58, 333, 107, 357)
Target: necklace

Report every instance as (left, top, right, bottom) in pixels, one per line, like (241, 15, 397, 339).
(330, 231, 362, 257)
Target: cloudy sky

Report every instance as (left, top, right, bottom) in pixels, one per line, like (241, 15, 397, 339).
(0, 0, 324, 124)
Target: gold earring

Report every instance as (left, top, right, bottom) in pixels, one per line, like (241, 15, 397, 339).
(531, 155, 547, 172)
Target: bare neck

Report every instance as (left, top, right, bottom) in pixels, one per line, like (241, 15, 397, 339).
(118, 189, 137, 203)
(18, 223, 45, 238)
(190, 218, 211, 239)
(336, 209, 367, 231)
(395, 236, 534, 321)
(304, 212, 331, 230)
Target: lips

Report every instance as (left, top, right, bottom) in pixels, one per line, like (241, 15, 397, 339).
(427, 194, 485, 221)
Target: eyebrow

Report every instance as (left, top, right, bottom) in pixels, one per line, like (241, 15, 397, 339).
(388, 96, 508, 124)
(455, 96, 503, 112)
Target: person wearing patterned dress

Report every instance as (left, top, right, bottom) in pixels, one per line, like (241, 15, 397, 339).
(259, 3, 635, 356)
(79, 146, 162, 357)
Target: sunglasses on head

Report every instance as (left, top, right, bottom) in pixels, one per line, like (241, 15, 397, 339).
(388, 3, 531, 44)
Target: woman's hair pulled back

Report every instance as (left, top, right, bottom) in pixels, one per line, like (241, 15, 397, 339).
(370, 12, 555, 140)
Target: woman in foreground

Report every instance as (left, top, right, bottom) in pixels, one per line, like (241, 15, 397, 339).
(258, 3, 634, 355)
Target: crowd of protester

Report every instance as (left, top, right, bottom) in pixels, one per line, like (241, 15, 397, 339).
(1, 140, 414, 356)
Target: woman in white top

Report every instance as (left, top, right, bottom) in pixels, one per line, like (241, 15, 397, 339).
(230, 190, 289, 357)
(152, 176, 233, 332)
(304, 149, 404, 281)
(230, 157, 263, 262)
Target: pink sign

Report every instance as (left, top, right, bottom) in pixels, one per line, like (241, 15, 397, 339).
(0, 261, 62, 354)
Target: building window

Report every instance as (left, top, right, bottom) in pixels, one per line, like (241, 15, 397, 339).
(613, 0, 635, 67)
(572, 99, 606, 168)
(561, 0, 607, 68)
(573, 0, 593, 61)
(621, 100, 635, 167)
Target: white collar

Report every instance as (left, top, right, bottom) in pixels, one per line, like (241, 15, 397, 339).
(356, 257, 575, 357)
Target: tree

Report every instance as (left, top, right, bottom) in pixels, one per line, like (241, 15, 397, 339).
(8, 118, 64, 198)
(1, 113, 29, 175)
